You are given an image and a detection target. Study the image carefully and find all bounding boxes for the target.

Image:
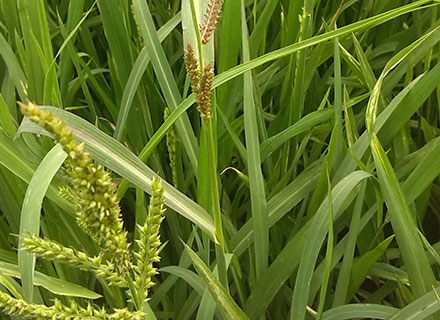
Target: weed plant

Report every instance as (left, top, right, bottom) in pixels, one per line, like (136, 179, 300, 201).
(1, 0, 440, 319)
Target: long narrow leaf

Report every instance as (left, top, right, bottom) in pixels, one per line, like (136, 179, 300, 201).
(132, 0, 199, 172)
(183, 243, 249, 320)
(0, 261, 101, 299)
(241, 0, 268, 280)
(371, 133, 436, 298)
(19, 144, 66, 302)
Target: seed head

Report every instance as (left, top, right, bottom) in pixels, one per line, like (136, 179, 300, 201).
(184, 44, 201, 87)
(200, 0, 225, 44)
(20, 102, 131, 275)
(197, 64, 214, 120)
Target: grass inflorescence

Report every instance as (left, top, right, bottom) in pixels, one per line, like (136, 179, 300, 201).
(1, 0, 440, 319)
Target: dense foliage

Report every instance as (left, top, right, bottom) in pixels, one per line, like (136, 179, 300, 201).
(1, 0, 440, 319)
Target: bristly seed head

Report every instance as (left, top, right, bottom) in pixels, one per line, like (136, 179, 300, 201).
(19, 102, 132, 275)
(197, 64, 214, 120)
(135, 178, 166, 302)
(184, 46, 214, 120)
(0, 291, 145, 320)
(164, 108, 178, 187)
(184, 44, 201, 87)
(200, 0, 225, 44)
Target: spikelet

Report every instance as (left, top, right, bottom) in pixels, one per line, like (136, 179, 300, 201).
(58, 186, 79, 207)
(21, 235, 127, 287)
(20, 102, 131, 275)
(184, 44, 201, 88)
(0, 291, 145, 320)
(0, 291, 57, 319)
(197, 63, 214, 120)
(134, 178, 165, 302)
(109, 308, 145, 320)
(184, 47, 214, 120)
(200, 0, 225, 44)
(164, 108, 178, 187)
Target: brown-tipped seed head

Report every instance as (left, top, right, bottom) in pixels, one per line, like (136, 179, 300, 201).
(164, 108, 178, 187)
(200, 0, 224, 44)
(197, 63, 214, 120)
(184, 44, 201, 88)
(183, 46, 214, 120)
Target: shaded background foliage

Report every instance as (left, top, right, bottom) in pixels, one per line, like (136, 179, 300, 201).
(1, 0, 440, 319)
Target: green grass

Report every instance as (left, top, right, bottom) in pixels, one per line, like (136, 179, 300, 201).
(2, 0, 440, 319)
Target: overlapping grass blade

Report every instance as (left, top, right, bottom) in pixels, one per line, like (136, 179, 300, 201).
(114, 13, 182, 140)
(2, 0, 440, 318)
(245, 171, 370, 319)
(0, 32, 27, 100)
(0, 261, 101, 299)
(290, 171, 371, 320)
(387, 286, 440, 320)
(371, 133, 436, 298)
(132, 0, 199, 172)
(214, 0, 435, 90)
(322, 304, 397, 320)
(124, 1, 438, 171)
(17, 107, 216, 239)
(335, 63, 440, 182)
(231, 162, 321, 256)
(0, 94, 16, 137)
(241, 0, 268, 280)
(19, 144, 66, 302)
(0, 130, 73, 215)
(183, 243, 249, 320)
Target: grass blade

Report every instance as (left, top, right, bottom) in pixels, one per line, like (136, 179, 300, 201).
(114, 12, 182, 140)
(0, 94, 16, 137)
(183, 242, 249, 320)
(290, 171, 371, 320)
(0, 261, 101, 299)
(245, 171, 370, 319)
(241, 0, 268, 280)
(387, 287, 440, 320)
(213, 0, 435, 90)
(132, 0, 199, 172)
(18, 144, 66, 302)
(322, 304, 397, 320)
(371, 133, 436, 298)
(0, 32, 27, 100)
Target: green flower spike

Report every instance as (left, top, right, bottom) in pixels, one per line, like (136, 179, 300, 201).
(21, 235, 127, 287)
(164, 108, 178, 187)
(0, 291, 145, 319)
(135, 178, 166, 302)
(19, 102, 131, 275)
